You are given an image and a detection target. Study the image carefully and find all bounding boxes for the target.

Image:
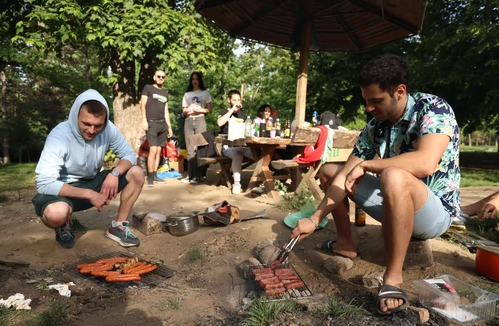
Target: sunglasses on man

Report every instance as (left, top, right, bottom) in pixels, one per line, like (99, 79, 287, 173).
(156, 75, 165, 79)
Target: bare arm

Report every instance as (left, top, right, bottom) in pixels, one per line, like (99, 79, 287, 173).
(140, 94, 148, 131)
(217, 107, 237, 127)
(359, 133, 450, 177)
(290, 154, 362, 240)
(164, 102, 173, 137)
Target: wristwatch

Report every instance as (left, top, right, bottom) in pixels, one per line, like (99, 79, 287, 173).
(111, 168, 120, 177)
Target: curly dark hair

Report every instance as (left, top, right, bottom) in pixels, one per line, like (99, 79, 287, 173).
(358, 54, 409, 96)
(256, 104, 271, 119)
(186, 71, 206, 92)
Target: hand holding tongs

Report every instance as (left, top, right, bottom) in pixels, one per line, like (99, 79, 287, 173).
(275, 235, 301, 263)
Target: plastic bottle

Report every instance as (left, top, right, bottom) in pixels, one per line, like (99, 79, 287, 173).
(355, 204, 366, 227)
(244, 115, 252, 138)
(265, 117, 273, 137)
(253, 120, 260, 137)
(311, 111, 318, 127)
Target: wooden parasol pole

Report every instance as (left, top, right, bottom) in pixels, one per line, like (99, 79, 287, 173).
(294, 20, 311, 128)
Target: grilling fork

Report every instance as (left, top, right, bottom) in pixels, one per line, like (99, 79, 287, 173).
(275, 235, 301, 263)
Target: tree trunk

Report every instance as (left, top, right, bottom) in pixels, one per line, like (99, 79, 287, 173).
(0, 71, 10, 164)
(468, 133, 471, 147)
(110, 51, 142, 153)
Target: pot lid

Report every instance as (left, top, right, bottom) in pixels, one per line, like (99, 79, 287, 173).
(168, 211, 198, 220)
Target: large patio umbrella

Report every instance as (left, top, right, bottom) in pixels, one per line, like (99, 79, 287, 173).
(194, 0, 427, 127)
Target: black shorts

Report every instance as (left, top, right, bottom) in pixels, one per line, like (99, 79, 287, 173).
(146, 119, 168, 147)
(31, 169, 129, 217)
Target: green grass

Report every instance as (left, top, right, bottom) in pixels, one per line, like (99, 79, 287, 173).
(0, 305, 11, 326)
(154, 298, 183, 311)
(275, 181, 317, 212)
(0, 163, 36, 192)
(465, 217, 499, 244)
(27, 301, 72, 326)
(461, 169, 499, 187)
(188, 245, 202, 261)
(316, 296, 367, 318)
(240, 296, 297, 326)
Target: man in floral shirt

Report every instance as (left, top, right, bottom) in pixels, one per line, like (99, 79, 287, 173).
(291, 54, 460, 315)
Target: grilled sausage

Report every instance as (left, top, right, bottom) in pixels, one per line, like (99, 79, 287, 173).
(123, 262, 144, 273)
(265, 287, 286, 296)
(125, 263, 150, 274)
(254, 273, 275, 281)
(264, 282, 284, 289)
(285, 281, 304, 290)
(95, 257, 128, 264)
(269, 261, 281, 269)
(252, 268, 273, 275)
(274, 268, 294, 276)
(105, 274, 141, 282)
(77, 263, 106, 270)
(259, 277, 279, 286)
(135, 264, 158, 275)
(281, 278, 301, 284)
(90, 270, 122, 277)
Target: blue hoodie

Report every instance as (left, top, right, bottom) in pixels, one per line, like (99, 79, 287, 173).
(35, 89, 137, 196)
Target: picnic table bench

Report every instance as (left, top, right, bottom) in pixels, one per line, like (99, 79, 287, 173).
(271, 128, 360, 202)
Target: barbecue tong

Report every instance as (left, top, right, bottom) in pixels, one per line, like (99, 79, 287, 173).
(275, 235, 300, 263)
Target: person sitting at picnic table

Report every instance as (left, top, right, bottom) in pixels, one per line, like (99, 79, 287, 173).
(217, 90, 254, 195)
(32, 89, 144, 249)
(253, 103, 272, 125)
(291, 54, 460, 315)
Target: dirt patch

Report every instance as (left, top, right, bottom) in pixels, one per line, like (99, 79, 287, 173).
(1, 169, 499, 325)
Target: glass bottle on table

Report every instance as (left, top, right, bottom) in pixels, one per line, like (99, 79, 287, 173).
(274, 118, 281, 138)
(284, 120, 290, 138)
(266, 117, 273, 137)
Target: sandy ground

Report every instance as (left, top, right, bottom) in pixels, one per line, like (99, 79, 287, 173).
(1, 165, 499, 326)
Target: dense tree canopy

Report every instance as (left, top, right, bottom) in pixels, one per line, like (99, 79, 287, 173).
(0, 0, 498, 161)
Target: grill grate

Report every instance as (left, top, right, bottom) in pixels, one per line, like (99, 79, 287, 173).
(249, 263, 313, 301)
(69, 252, 176, 289)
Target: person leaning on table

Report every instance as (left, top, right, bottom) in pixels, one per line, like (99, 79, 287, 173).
(291, 54, 461, 315)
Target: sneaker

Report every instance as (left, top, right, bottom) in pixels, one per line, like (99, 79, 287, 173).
(55, 224, 75, 249)
(232, 184, 241, 195)
(251, 185, 266, 195)
(180, 176, 190, 184)
(154, 175, 166, 184)
(105, 221, 140, 247)
(146, 175, 154, 187)
(189, 177, 200, 184)
(452, 211, 469, 226)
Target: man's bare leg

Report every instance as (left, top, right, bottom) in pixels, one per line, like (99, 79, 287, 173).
(41, 202, 72, 228)
(378, 167, 428, 313)
(147, 146, 160, 174)
(116, 166, 145, 222)
(318, 163, 357, 258)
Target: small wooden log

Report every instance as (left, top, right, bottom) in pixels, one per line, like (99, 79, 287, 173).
(132, 213, 165, 236)
(0, 257, 30, 268)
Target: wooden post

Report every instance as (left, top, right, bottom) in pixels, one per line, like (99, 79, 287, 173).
(294, 21, 311, 128)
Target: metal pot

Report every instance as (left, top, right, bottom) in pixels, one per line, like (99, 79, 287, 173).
(476, 245, 499, 282)
(165, 211, 199, 236)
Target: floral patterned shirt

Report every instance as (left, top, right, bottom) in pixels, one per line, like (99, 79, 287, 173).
(352, 93, 460, 218)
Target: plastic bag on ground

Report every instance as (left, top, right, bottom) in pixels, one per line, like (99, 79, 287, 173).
(283, 201, 328, 229)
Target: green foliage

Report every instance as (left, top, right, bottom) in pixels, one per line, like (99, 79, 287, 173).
(240, 295, 297, 326)
(0, 163, 36, 192)
(465, 217, 499, 245)
(316, 296, 367, 318)
(27, 301, 72, 326)
(188, 245, 201, 261)
(154, 298, 183, 311)
(0, 305, 11, 326)
(274, 181, 316, 212)
(460, 169, 499, 187)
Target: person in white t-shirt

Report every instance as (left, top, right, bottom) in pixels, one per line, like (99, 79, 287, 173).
(181, 72, 213, 184)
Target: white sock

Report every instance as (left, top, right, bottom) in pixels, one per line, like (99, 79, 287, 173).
(112, 220, 124, 228)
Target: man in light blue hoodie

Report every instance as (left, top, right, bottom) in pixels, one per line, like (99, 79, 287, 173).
(32, 89, 144, 249)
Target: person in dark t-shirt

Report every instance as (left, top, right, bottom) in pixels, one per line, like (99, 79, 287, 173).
(140, 69, 173, 187)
